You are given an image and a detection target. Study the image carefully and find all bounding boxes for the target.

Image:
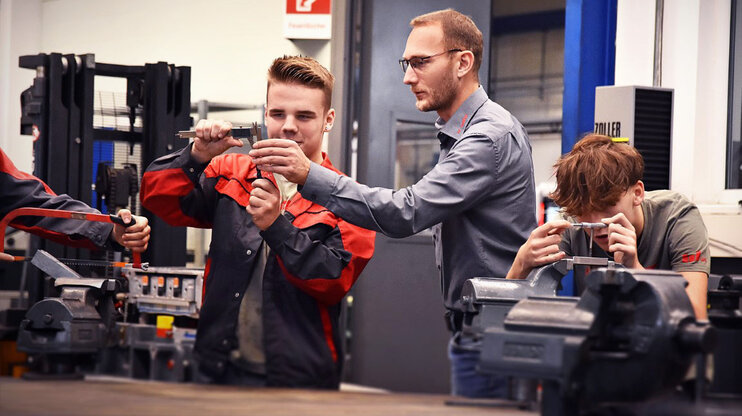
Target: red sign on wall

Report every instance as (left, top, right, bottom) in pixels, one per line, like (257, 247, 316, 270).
(284, 0, 332, 39)
(286, 0, 331, 14)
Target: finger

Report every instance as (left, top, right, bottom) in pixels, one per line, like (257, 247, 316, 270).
(124, 216, 148, 232)
(534, 251, 566, 266)
(602, 213, 632, 229)
(536, 220, 571, 236)
(0, 252, 13, 262)
(195, 119, 207, 138)
(250, 182, 274, 200)
(608, 222, 635, 237)
(252, 178, 276, 191)
(249, 146, 294, 160)
(256, 164, 293, 176)
(546, 219, 572, 234)
(122, 229, 151, 241)
(541, 233, 564, 246)
(251, 155, 295, 168)
(252, 179, 279, 196)
(123, 239, 149, 249)
(121, 221, 145, 233)
(252, 138, 297, 150)
(532, 243, 562, 259)
(198, 120, 213, 140)
(246, 205, 260, 217)
(614, 251, 625, 264)
(249, 194, 270, 209)
(219, 121, 233, 138)
(530, 222, 553, 238)
(122, 227, 150, 241)
(226, 137, 244, 148)
(211, 120, 225, 139)
(117, 209, 132, 224)
(609, 243, 635, 262)
(250, 189, 267, 202)
(608, 232, 635, 249)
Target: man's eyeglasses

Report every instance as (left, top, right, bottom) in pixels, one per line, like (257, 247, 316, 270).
(399, 49, 463, 73)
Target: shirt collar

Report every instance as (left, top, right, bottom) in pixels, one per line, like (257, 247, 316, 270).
(435, 86, 488, 141)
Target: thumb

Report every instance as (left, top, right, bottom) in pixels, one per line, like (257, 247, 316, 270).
(0, 252, 14, 262)
(614, 251, 624, 264)
(227, 137, 244, 148)
(117, 209, 132, 223)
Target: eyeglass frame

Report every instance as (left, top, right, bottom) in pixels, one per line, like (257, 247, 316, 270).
(399, 49, 463, 73)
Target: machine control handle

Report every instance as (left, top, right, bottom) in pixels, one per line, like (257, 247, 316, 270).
(679, 320, 716, 353)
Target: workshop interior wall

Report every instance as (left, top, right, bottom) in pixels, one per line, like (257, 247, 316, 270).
(0, 0, 333, 265)
(2, 1, 741, 267)
(615, 0, 742, 258)
(615, 0, 731, 205)
(0, 0, 331, 173)
(2, 2, 739, 197)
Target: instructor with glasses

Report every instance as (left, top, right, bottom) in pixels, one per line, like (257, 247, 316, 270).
(250, 8, 536, 398)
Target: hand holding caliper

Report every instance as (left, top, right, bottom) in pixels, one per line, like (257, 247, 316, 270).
(178, 120, 263, 165)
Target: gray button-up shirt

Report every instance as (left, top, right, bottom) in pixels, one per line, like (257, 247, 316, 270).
(301, 87, 536, 311)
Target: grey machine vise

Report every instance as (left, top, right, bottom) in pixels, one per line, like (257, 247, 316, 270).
(461, 258, 716, 415)
(16, 250, 118, 378)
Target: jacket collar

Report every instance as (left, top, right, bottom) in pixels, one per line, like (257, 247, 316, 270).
(435, 86, 488, 142)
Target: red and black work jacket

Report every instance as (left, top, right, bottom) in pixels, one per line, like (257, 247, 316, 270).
(140, 144, 375, 388)
(0, 147, 113, 249)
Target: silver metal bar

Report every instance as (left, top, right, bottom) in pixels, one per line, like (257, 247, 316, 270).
(653, 0, 664, 87)
(570, 222, 607, 257)
(31, 249, 82, 279)
(589, 229, 595, 257)
(571, 222, 608, 229)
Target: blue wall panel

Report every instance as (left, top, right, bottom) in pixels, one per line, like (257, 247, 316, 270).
(562, 0, 617, 154)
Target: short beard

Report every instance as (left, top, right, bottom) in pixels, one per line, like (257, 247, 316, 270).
(416, 70, 458, 113)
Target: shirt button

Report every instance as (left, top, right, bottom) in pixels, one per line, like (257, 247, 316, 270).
(246, 249, 252, 256)
(217, 361, 224, 369)
(234, 292, 240, 298)
(222, 339, 229, 347)
(189, 167, 194, 173)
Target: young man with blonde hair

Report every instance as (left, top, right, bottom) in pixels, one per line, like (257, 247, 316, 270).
(141, 56, 375, 388)
(250, 9, 536, 397)
(507, 134, 709, 319)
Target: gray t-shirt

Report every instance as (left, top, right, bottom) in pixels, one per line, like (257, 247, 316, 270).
(560, 190, 710, 294)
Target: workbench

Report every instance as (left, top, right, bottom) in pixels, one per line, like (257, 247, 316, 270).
(0, 376, 537, 416)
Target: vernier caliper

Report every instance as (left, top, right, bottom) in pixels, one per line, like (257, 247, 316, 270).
(176, 121, 263, 146)
(176, 122, 264, 177)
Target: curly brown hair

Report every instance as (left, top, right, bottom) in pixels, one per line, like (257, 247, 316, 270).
(550, 134, 644, 217)
(267, 55, 334, 110)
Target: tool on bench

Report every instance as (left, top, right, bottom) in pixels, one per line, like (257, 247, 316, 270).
(0, 207, 146, 269)
(3, 255, 147, 271)
(176, 121, 264, 178)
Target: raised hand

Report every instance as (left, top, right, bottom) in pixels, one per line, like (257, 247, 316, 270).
(602, 212, 641, 268)
(506, 220, 572, 279)
(191, 119, 243, 163)
(111, 209, 151, 252)
(246, 179, 281, 230)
